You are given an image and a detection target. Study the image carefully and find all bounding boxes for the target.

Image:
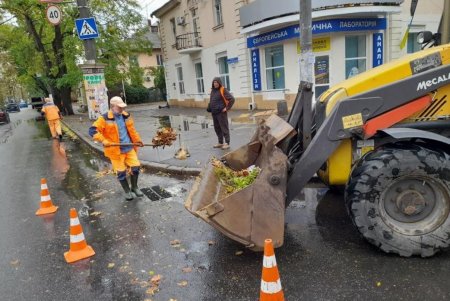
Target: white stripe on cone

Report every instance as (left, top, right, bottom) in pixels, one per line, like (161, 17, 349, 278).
(263, 255, 277, 268)
(261, 279, 282, 294)
(41, 184, 48, 189)
(41, 195, 51, 202)
(70, 218, 80, 226)
(70, 233, 86, 243)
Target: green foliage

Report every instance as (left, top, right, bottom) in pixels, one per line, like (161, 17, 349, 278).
(149, 66, 166, 92)
(124, 84, 148, 104)
(0, 0, 153, 107)
(211, 158, 261, 194)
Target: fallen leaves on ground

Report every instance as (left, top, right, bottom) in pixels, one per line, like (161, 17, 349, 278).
(235, 251, 244, 256)
(182, 267, 192, 273)
(208, 240, 216, 246)
(170, 239, 181, 247)
(92, 190, 108, 198)
(107, 263, 115, 268)
(150, 274, 162, 285)
(90, 211, 102, 217)
(95, 169, 114, 178)
(145, 274, 163, 296)
(177, 280, 188, 287)
(10, 259, 20, 266)
(146, 286, 159, 295)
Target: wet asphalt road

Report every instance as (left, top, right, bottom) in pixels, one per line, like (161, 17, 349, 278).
(1, 108, 450, 301)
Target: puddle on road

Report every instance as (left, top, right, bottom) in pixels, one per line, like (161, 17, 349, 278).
(148, 114, 259, 133)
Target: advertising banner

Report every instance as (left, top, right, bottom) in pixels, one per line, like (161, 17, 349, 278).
(81, 66, 108, 120)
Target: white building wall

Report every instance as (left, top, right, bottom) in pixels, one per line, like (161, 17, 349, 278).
(165, 38, 245, 102)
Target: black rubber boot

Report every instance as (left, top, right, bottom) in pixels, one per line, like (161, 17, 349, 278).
(130, 174, 144, 197)
(119, 179, 134, 201)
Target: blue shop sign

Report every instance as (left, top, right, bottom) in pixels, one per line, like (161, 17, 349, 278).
(373, 33, 384, 67)
(251, 49, 261, 91)
(247, 18, 386, 48)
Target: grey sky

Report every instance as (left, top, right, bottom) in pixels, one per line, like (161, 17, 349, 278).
(137, 0, 170, 20)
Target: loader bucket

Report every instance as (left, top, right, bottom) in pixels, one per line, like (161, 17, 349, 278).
(185, 115, 293, 250)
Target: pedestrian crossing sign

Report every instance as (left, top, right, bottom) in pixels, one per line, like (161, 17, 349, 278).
(75, 17, 99, 40)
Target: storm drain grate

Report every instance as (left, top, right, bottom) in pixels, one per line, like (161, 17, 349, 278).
(141, 186, 172, 201)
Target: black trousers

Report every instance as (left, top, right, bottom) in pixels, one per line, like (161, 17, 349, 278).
(212, 112, 230, 144)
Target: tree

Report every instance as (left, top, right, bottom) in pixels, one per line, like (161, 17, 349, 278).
(149, 66, 166, 92)
(0, 0, 152, 114)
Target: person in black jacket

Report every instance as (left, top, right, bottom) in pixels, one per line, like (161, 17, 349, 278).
(208, 77, 235, 150)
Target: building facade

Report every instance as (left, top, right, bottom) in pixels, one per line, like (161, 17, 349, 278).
(155, 0, 445, 110)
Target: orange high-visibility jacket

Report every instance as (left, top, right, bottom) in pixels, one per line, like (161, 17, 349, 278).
(41, 103, 61, 121)
(89, 110, 142, 160)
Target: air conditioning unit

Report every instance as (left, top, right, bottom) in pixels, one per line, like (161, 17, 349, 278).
(176, 16, 186, 26)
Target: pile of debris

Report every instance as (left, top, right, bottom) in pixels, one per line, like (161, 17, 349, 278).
(152, 127, 177, 148)
(211, 158, 261, 194)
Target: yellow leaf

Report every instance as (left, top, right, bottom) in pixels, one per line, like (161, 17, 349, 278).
(107, 263, 115, 268)
(150, 274, 162, 285)
(177, 280, 188, 287)
(235, 251, 243, 256)
(146, 286, 159, 295)
(170, 239, 181, 246)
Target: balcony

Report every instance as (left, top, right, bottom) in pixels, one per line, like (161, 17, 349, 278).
(176, 32, 202, 54)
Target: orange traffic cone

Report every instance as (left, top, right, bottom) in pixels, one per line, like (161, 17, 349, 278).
(64, 208, 95, 263)
(260, 239, 284, 301)
(36, 178, 58, 216)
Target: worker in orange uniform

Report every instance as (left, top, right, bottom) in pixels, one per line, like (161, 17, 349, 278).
(89, 96, 144, 201)
(41, 97, 63, 141)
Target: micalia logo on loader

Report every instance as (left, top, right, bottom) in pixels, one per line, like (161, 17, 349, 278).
(417, 72, 450, 91)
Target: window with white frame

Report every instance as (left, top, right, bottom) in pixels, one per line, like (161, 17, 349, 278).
(176, 65, 185, 95)
(345, 35, 366, 79)
(407, 32, 422, 53)
(195, 62, 204, 93)
(213, 0, 223, 26)
(217, 55, 230, 90)
(265, 45, 285, 90)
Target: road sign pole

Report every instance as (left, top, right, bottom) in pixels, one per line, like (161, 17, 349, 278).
(76, 0, 96, 63)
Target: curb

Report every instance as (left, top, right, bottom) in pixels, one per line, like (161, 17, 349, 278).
(61, 120, 202, 177)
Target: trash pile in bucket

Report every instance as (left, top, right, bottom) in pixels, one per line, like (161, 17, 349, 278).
(211, 158, 261, 193)
(152, 127, 177, 148)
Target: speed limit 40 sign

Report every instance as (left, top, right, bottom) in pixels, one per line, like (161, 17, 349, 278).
(46, 5, 62, 26)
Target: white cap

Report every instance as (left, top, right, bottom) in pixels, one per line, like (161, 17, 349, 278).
(110, 96, 127, 108)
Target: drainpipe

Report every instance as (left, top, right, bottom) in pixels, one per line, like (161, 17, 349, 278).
(442, 0, 450, 44)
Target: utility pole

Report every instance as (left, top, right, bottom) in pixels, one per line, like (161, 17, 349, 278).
(75, 0, 108, 120)
(442, 0, 450, 44)
(299, 0, 313, 148)
(299, 0, 313, 83)
(76, 0, 96, 63)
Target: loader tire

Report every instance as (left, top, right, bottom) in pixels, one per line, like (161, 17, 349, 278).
(345, 143, 450, 257)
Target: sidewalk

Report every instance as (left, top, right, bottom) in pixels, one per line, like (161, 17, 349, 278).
(62, 102, 274, 175)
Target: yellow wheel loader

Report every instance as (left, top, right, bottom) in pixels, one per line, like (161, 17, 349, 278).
(186, 42, 450, 257)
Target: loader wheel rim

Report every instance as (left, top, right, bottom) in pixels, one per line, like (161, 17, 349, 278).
(380, 176, 450, 236)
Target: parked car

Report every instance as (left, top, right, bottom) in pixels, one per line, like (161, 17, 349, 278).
(31, 97, 44, 112)
(0, 108, 10, 124)
(19, 100, 28, 108)
(6, 103, 20, 113)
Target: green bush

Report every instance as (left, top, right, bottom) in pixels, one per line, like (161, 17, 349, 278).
(124, 85, 148, 104)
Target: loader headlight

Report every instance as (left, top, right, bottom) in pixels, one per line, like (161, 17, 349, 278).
(417, 31, 433, 44)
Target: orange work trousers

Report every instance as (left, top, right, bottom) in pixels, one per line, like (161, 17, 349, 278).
(48, 119, 62, 138)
